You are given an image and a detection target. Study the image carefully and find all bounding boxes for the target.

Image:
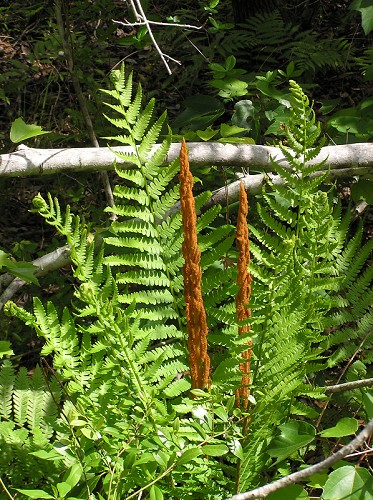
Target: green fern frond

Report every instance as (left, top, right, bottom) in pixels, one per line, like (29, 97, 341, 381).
(138, 112, 168, 160)
(0, 361, 15, 420)
(152, 184, 180, 219)
(127, 84, 143, 125)
(256, 204, 295, 240)
(132, 98, 156, 143)
(222, 11, 352, 74)
(118, 289, 174, 306)
(13, 367, 30, 426)
(117, 270, 170, 287)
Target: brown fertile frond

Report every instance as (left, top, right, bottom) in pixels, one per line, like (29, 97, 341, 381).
(235, 182, 252, 411)
(179, 138, 210, 391)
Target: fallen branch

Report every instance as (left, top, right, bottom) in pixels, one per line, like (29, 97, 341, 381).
(0, 246, 71, 311)
(1, 142, 373, 178)
(324, 377, 373, 394)
(226, 417, 373, 500)
(1, 157, 371, 309)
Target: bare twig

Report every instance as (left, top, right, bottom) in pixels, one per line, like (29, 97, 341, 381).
(316, 331, 373, 427)
(0, 477, 14, 500)
(114, 19, 201, 30)
(226, 418, 373, 500)
(324, 377, 373, 394)
(130, 0, 181, 74)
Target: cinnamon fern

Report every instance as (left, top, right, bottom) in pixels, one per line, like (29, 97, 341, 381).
(2, 74, 371, 499)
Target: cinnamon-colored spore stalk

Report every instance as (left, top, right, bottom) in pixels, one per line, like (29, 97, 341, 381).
(179, 138, 210, 390)
(235, 182, 252, 410)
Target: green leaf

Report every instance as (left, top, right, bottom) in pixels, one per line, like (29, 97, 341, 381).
(220, 123, 248, 137)
(0, 251, 39, 285)
(328, 99, 373, 139)
(8, 261, 39, 285)
(63, 463, 83, 490)
(319, 418, 359, 438)
(227, 439, 244, 460)
(172, 95, 224, 131)
(267, 484, 309, 499)
(0, 341, 14, 358)
(306, 472, 329, 489)
(15, 490, 53, 499)
(214, 406, 228, 422)
(351, 180, 373, 204)
(201, 444, 229, 456)
(255, 81, 291, 107)
(211, 78, 248, 99)
(190, 389, 209, 398)
(30, 449, 63, 461)
(177, 448, 203, 466)
(362, 390, 373, 419)
(351, 0, 373, 34)
(57, 482, 72, 498)
(232, 100, 256, 131)
(225, 55, 236, 71)
(267, 420, 316, 463)
(80, 427, 101, 440)
(322, 465, 373, 499)
(196, 127, 219, 141)
(10, 117, 50, 143)
(149, 485, 164, 500)
(70, 419, 87, 427)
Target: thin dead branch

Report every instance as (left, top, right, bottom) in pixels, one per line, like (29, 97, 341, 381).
(226, 417, 373, 500)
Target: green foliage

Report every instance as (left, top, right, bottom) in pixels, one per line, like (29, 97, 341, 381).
(2, 71, 372, 499)
(0, 249, 39, 285)
(322, 465, 373, 499)
(219, 11, 352, 75)
(10, 117, 51, 143)
(327, 97, 373, 142)
(0, 362, 62, 491)
(351, 0, 373, 35)
(237, 81, 373, 491)
(3, 64, 240, 499)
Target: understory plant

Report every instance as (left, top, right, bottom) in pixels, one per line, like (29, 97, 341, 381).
(1, 67, 372, 499)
